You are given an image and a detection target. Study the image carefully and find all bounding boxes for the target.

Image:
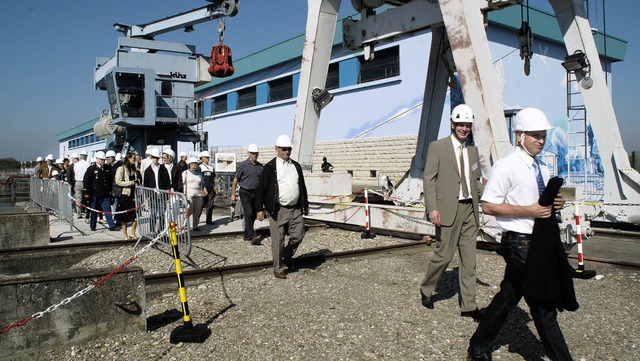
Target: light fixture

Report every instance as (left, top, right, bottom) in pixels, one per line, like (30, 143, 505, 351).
(311, 88, 334, 111)
(184, 25, 195, 33)
(561, 50, 589, 72)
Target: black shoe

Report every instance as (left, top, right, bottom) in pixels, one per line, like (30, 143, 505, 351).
(249, 235, 262, 245)
(90, 228, 96, 232)
(283, 258, 297, 272)
(206, 221, 215, 225)
(109, 226, 121, 232)
(461, 308, 484, 322)
(467, 351, 492, 361)
(421, 292, 434, 309)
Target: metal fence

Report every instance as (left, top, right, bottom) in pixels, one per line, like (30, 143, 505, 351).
(30, 177, 75, 232)
(0, 175, 31, 204)
(134, 186, 192, 257)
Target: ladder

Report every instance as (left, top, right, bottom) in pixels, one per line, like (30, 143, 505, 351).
(566, 72, 588, 195)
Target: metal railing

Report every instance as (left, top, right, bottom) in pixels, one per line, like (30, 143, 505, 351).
(134, 186, 192, 257)
(0, 175, 31, 204)
(30, 177, 75, 232)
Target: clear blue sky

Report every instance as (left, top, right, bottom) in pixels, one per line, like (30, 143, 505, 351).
(1, 0, 637, 162)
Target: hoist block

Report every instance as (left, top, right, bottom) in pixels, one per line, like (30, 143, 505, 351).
(208, 43, 235, 78)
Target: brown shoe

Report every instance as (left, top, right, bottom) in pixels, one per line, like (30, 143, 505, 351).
(274, 270, 287, 279)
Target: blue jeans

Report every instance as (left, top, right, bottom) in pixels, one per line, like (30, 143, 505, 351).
(90, 196, 115, 230)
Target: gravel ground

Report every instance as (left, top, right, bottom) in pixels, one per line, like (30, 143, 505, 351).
(26, 227, 640, 360)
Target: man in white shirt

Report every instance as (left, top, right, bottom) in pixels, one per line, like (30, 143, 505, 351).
(255, 134, 309, 279)
(468, 108, 571, 361)
(73, 150, 90, 218)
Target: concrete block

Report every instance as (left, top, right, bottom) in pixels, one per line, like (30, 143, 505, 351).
(306, 173, 352, 197)
(0, 206, 49, 249)
(0, 267, 146, 358)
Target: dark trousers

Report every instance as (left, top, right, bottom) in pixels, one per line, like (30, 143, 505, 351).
(468, 237, 572, 361)
(90, 196, 115, 230)
(239, 188, 257, 239)
(204, 190, 216, 223)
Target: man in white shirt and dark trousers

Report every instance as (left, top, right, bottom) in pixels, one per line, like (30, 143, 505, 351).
(467, 108, 571, 361)
(255, 134, 309, 279)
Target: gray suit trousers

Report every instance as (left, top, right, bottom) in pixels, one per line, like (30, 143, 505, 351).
(420, 201, 478, 312)
(268, 206, 305, 272)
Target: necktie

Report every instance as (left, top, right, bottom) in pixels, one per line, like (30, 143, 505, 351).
(459, 145, 469, 199)
(532, 160, 545, 196)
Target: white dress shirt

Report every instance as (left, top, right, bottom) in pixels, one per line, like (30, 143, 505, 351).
(276, 157, 299, 206)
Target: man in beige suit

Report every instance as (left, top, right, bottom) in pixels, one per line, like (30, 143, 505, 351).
(420, 104, 483, 321)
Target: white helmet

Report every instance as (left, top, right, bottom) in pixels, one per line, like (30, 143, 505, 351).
(105, 150, 116, 158)
(115, 153, 122, 161)
(188, 157, 200, 164)
(148, 148, 161, 158)
(513, 107, 553, 132)
(275, 134, 292, 148)
(51, 170, 60, 177)
(450, 104, 474, 123)
(247, 143, 259, 153)
(163, 149, 175, 159)
(179, 151, 188, 158)
(80, 150, 88, 156)
(55, 158, 64, 164)
(45, 154, 54, 161)
(70, 153, 79, 159)
(199, 150, 211, 158)
(95, 151, 106, 160)
(36, 156, 43, 162)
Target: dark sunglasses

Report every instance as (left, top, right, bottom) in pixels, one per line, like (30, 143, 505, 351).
(278, 147, 292, 152)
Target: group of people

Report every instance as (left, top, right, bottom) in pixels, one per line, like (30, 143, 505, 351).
(421, 104, 576, 360)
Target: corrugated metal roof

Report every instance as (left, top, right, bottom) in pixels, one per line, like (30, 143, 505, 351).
(56, 117, 99, 141)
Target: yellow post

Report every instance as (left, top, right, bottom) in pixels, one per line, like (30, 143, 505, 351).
(168, 222, 211, 343)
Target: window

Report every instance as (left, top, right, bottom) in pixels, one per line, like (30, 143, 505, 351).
(325, 62, 339, 90)
(358, 46, 399, 84)
(161, 81, 172, 97)
(269, 76, 293, 102)
(213, 95, 227, 115)
(370, 170, 377, 178)
(237, 87, 256, 109)
(115, 72, 145, 118)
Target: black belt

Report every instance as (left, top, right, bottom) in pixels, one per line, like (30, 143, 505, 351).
(458, 198, 472, 204)
(279, 203, 298, 209)
(502, 231, 531, 245)
(240, 188, 255, 194)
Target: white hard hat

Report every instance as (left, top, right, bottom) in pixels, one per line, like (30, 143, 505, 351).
(106, 150, 116, 158)
(513, 107, 553, 132)
(51, 170, 60, 176)
(199, 150, 211, 158)
(55, 158, 64, 164)
(451, 104, 474, 123)
(247, 144, 259, 153)
(145, 147, 152, 156)
(36, 156, 43, 162)
(163, 149, 175, 159)
(80, 150, 88, 156)
(275, 134, 292, 148)
(115, 153, 122, 161)
(95, 151, 106, 160)
(70, 153, 79, 159)
(45, 154, 54, 161)
(148, 148, 161, 158)
(188, 157, 199, 164)
(179, 151, 188, 158)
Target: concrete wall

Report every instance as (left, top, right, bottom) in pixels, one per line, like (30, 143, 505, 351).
(0, 206, 49, 249)
(212, 135, 418, 190)
(0, 267, 146, 359)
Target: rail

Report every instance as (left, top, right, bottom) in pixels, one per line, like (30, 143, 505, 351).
(30, 177, 76, 233)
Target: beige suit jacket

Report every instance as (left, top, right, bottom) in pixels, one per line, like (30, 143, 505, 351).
(423, 136, 482, 227)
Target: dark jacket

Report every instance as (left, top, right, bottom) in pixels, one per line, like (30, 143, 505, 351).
(177, 159, 188, 175)
(255, 157, 308, 221)
(83, 164, 114, 197)
(143, 164, 172, 190)
(164, 163, 183, 192)
(523, 176, 579, 312)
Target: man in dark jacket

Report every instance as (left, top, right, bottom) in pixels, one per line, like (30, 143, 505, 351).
(83, 151, 118, 232)
(256, 134, 309, 279)
(143, 148, 171, 190)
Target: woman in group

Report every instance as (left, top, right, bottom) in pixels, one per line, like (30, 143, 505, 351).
(115, 152, 141, 240)
(182, 157, 207, 231)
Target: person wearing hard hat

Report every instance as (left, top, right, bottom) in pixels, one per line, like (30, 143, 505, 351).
(181, 157, 207, 231)
(83, 151, 119, 232)
(50, 169, 60, 181)
(255, 134, 309, 279)
(177, 151, 189, 175)
(55, 158, 66, 182)
(231, 143, 264, 244)
(143, 148, 171, 190)
(140, 147, 154, 183)
(105, 150, 117, 167)
(468, 108, 571, 361)
(419, 104, 484, 321)
(73, 150, 91, 219)
(36, 154, 56, 179)
(33, 156, 43, 176)
(162, 148, 182, 191)
(199, 150, 217, 225)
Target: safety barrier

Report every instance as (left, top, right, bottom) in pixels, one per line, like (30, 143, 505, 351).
(0, 175, 31, 204)
(30, 177, 75, 233)
(134, 186, 192, 257)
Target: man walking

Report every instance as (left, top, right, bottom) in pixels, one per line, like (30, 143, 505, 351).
(420, 104, 483, 321)
(83, 151, 118, 232)
(467, 107, 572, 361)
(256, 134, 309, 279)
(231, 143, 264, 244)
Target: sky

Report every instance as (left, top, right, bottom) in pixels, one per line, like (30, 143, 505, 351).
(0, 0, 637, 162)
